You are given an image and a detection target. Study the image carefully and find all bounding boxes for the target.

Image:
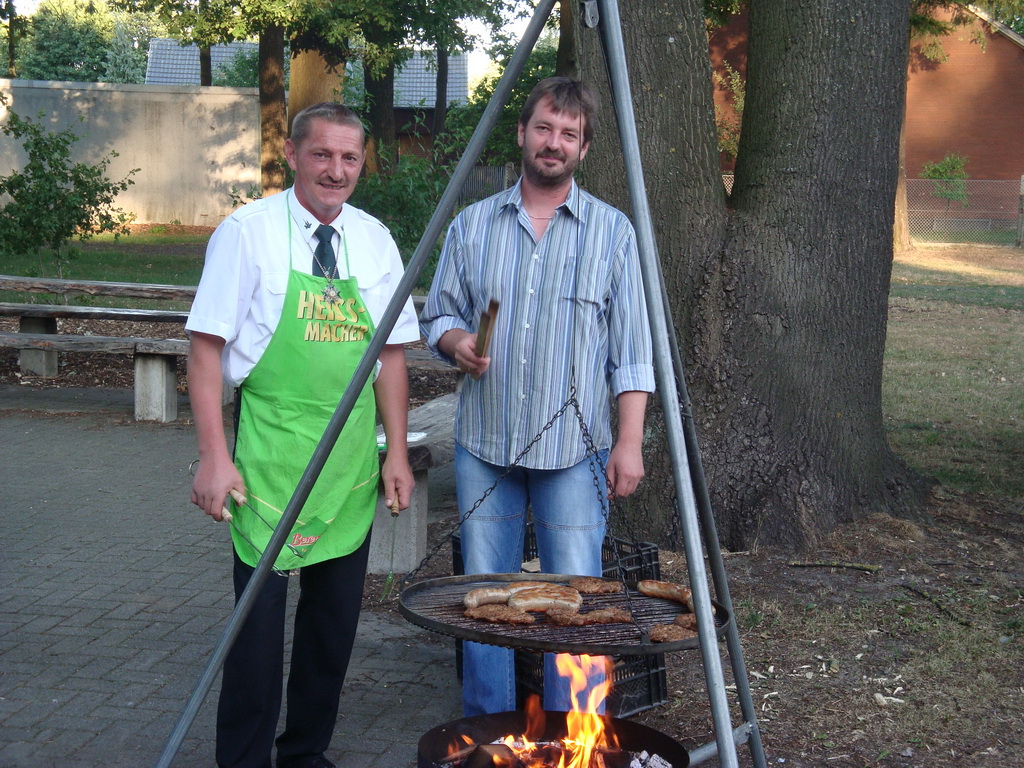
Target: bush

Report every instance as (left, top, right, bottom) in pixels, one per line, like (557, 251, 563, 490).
(444, 36, 557, 166)
(350, 153, 452, 291)
(0, 100, 137, 277)
(922, 153, 969, 209)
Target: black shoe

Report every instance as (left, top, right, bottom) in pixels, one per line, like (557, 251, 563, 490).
(276, 755, 335, 768)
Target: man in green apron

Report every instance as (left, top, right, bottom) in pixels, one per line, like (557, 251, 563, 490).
(186, 102, 420, 768)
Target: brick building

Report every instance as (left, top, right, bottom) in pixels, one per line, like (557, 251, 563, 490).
(709, 6, 1024, 182)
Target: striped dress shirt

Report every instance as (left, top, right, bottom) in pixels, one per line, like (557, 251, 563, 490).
(421, 179, 655, 470)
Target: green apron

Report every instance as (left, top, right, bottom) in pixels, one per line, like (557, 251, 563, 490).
(231, 196, 378, 570)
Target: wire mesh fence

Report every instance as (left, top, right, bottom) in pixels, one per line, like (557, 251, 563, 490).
(907, 178, 1021, 245)
(723, 175, 1022, 247)
(454, 164, 518, 209)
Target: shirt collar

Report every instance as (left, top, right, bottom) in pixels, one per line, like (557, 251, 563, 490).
(502, 177, 587, 223)
(288, 188, 347, 239)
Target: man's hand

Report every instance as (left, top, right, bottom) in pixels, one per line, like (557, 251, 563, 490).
(374, 343, 414, 512)
(606, 390, 648, 499)
(439, 329, 490, 379)
(187, 331, 241, 522)
(381, 453, 415, 512)
(606, 441, 645, 499)
(191, 454, 245, 522)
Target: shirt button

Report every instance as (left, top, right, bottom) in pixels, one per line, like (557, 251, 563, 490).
(533, 254, 540, 260)
(528, 289, 535, 295)
(520, 359, 526, 364)
(520, 394, 526, 400)
(524, 323, 531, 329)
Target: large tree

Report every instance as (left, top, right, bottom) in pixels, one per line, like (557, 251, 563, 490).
(16, 0, 113, 81)
(354, 0, 509, 173)
(578, 0, 930, 551)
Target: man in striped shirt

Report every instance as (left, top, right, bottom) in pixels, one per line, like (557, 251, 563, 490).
(421, 77, 655, 716)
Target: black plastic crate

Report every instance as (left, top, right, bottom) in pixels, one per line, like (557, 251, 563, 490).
(451, 523, 668, 716)
(514, 649, 669, 718)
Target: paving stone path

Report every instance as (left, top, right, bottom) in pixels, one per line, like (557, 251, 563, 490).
(0, 386, 461, 768)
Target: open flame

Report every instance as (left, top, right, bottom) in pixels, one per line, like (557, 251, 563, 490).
(447, 654, 618, 768)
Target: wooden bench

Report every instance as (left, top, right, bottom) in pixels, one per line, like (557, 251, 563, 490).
(1, 275, 440, 426)
(0, 275, 196, 422)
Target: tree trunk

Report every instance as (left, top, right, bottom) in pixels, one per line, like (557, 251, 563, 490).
(199, 45, 212, 86)
(557, 0, 578, 78)
(580, 0, 929, 552)
(893, 77, 912, 252)
(364, 61, 397, 175)
(6, 4, 16, 78)
(259, 25, 287, 196)
(287, 49, 347, 136)
(432, 45, 449, 143)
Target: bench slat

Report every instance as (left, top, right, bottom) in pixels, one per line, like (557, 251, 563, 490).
(0, 332, 188, 355)
(0, 302, 189, 323)
(0, 275, 196, 301)
(1, 276, 428, 312)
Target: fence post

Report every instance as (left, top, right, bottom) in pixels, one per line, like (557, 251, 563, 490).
(1016, 176, 1023, 248)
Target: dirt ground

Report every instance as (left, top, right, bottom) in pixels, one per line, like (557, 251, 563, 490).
(362, 491, 1024, 768)
(2, 237, 1022, 766)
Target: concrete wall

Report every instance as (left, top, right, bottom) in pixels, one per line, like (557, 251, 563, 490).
(0, 79, 260, 227)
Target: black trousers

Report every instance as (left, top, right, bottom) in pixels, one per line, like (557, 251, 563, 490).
(215, 535, 371, 768)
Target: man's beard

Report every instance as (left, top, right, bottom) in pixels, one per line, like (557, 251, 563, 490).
(522, 150, 579, 188)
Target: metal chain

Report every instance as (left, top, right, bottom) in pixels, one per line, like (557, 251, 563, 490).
(401, 389, 580, 586)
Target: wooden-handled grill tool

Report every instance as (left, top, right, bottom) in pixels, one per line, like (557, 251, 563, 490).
(216, 490, 288, 575)
(188, 460, 304, 568)
(380, 498, 401, 601)
(474, 299, 499, 358)
(219, 489, 306, 562)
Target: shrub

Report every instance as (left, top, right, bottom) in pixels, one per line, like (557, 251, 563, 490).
(0, 99, 137, 278)
(350, 153, 452, 291)
(922, 153, 969, 209)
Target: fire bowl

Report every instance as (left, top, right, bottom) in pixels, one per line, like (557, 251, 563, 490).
(418, 710, 689, 768)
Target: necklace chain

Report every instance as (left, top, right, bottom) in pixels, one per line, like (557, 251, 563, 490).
(309, 245, 337, 281)
(525, 209, 555, 221)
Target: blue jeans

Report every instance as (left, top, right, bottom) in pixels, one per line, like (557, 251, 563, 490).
(455, 443, 609, 716)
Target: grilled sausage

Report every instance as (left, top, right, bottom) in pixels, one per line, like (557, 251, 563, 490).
(462, 581, 539, 609)
(637, 579, 695, 613)
(507, 585, 583, 614)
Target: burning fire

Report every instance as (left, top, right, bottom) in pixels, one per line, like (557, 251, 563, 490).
(448, 654, 618, 767)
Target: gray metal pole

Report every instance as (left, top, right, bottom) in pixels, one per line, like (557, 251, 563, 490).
(1016, 175, 1023, 248)
(660, 279, 768, 768)
(594, 0, 740, 765)
(154, 2, 558, 765)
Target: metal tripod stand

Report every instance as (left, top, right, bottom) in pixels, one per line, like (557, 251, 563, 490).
(156, 0, 767, 765)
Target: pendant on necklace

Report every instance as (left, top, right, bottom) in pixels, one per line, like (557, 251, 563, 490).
(322, 282, 340, 305)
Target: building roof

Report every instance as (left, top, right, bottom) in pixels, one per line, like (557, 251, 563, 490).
(144, 38, 468, 107)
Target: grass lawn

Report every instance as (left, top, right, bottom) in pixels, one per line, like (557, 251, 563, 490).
(885, 245, 1024, 500)
(0, 228, 210, 308)
(2, 235, 1020, 506)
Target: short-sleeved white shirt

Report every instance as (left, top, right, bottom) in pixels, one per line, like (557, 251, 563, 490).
(186, 188, 420, 386)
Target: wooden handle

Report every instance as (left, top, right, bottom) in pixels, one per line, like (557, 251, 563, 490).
(220, 489, 247, 523)
(474, 299, 499, 358)
(390, 498, 400, 517)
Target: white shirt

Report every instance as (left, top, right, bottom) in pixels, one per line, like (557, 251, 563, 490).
(186, 188, 420, 386)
